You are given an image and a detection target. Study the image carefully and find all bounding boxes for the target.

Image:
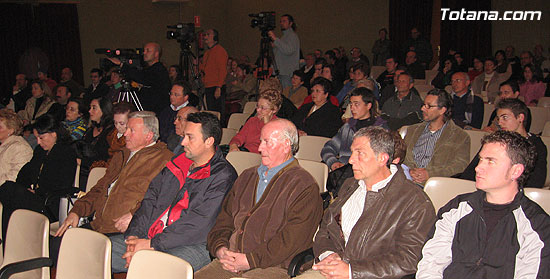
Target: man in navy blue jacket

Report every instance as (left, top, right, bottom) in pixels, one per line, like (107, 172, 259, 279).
(110, 112, 237, 273)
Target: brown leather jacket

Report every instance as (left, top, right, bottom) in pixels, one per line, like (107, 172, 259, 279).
(314, 166, 436, 279)
(208, 159, 323, 269)
(70, 142, 173, 233)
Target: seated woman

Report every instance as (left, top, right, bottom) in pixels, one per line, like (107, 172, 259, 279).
(75, 97, 114, 190)
(107, 102, 135, 156)
(168, 64, 182, 85)
(291, 77, 342, 138)
(62, 97, 88, 141)
(226, 63, 258, 106)
(468, 57, 484, 82)
(282, 70, 308, 108)
(519, 64, 546, 106)
(0, 114, 76, 234)
(229, 90, 281, 153)
(0, 109, 33, 186)
(431, 55, 458, 89)
(494, 50, 509, 74)
(17, 80, 55, 126)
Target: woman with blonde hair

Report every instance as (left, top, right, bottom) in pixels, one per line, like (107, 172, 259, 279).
(0, 109, 33, 185)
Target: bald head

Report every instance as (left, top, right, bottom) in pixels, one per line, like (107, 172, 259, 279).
(174, 106, 199, 136)
(143, 42, 161, 65)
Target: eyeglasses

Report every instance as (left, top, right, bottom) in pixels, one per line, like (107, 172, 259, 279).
(256, 105, 272, 111)
(422, 103, 439, 109)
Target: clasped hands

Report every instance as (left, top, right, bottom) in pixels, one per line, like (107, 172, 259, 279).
(216, 246, 250, 273)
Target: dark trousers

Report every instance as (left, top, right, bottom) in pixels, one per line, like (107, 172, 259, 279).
(0, 181, 47, 241)
(204, 86, 225, 114)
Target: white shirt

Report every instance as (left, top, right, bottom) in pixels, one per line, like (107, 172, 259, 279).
(170, 101, 189, 111)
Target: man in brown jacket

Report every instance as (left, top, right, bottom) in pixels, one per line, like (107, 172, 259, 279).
(297, 126, 436, 279)
(55, 111, 173, 236)
(195, 119, 323, 279)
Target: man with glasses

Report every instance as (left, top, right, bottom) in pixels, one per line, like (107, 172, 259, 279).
(403, 89, 470, 184)
(451, 72, 484, 129)
(158, 81, 191, 143)
(84, 68, 109, 102)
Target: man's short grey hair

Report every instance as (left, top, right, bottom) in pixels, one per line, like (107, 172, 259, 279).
(129, 111, 159, 142)
(353, 126, 394, 166)
(272, 118, 299, 155)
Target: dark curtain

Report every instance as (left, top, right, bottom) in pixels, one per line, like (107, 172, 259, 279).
(389, 0, 434, 63)
(440, 0, 492, 67)
(0, 3, 83, 103)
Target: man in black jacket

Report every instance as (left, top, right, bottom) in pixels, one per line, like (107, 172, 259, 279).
(108, 42, 171, 115)
(110, 112, 237, 273)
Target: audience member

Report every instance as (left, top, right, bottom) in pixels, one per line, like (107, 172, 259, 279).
(59, 67, 84, 97)
(226, 63, 257, 105)
(519, 64, 546, 106)
(168, 64, 182, 85)
(229, 90, 281, 153)
(105, 68, 123, 103)
(18, 80, 54, 126)
(292, 77, 342, 138)
(520, 50, 543, 77)
(324, 87, 388, 167)
(459, 98, 547, 188)
(195, 119, 322, 279)
(167, 106, 198, 152)
(484, 80, 531, 133)
(299, 53, 315, 89)
(84, 68, 109, 103)
(111, 112, 237, 272)
(107, 102, 136, 156)
(381, 72, 423, 130)
(310, 58, 327, 85)
(109, 42, 171, 115)
(159, 81, 191, 143)
(454, 51, 468, 72)
(0, 109, 32, 186)
(282, 70, 308, 108)
(403, 89, 470, 184)
(268, 14, 300, 89)
(336, 62, 369, 104)
(403, 27, 433, 68)
(200, 30, 228, 113)
(321, 64, 343, 95)
(494, 50, 509, 74)
(371, 28, 391, 66)
(10, 74, 32, 112)
(37, 69, 57, 92)
(451, 72, 484, 129)
(47, 85, 72, 122)
(75, 97, 114, 190)
(467, 56, 484, 81)
(376, 56, 399, 90)
(417, 130, 550, 278)
(297, 126, 436, 279)
(62, 97, 88, 141)
(431, 56, 458, 89)
(0, 114, 76, 235)
(472, 57, 512, 103)
(405, 50, 426, 79)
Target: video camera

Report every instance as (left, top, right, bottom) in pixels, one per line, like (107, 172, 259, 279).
(95, 48, 143, 71)
(249, 12, 276, 34)
(167, 23, 195, 44)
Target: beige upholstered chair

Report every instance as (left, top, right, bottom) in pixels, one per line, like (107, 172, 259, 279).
(56, 228, 111, 279)
(424, 177, 477, 213)
(537, 97, 550, 108)
(201, 110, 221, 120)
(1, 209, 50, 279)
(243, 101, 257, 115)
(221, 128, 238, 145)
(127, 250, 193, 279)
(464, 130, 488, 161)
(528, 106, 550, 134)
(298, 159, 329, 192)
(226, 151, 262, 176)
(227, 113, 250, 130)
(295, 135, 331, 162)
(482, 103, 495, 129)
(524, 188, 550, 215)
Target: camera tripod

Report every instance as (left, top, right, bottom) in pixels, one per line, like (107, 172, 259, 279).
(117, 80, 144, 111)
(256, 32, 273, 81)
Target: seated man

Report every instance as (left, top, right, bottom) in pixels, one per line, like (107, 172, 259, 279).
(166, 106, 199, 152)
(381, 71, 423, 130)
(450, 72, 484, 129)
(417, 130, 550, 278)
(297, 126, 436, 279)
(158, 81, 191, 143)
(403, 89, 470, 184)
(459, 98, 547, 188)
(483, 80, 532, 132)
(110, 112, 237, 272)
(195, 119, 323, 279)
(56, 111, 173, 236)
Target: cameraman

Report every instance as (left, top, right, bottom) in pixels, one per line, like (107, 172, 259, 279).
(267, 14, 300, 89)
(108, 42, 171, 115)
(199, 29, 228, 113)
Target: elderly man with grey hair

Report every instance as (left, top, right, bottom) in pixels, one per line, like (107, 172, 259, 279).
(296, 126, 435, 279)
(195, 118, 323, 279)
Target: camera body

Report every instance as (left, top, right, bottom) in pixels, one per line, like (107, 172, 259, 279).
(167, 23, 195, 44)
(249, 11, 276, 33)
(94, 48, 143, 71)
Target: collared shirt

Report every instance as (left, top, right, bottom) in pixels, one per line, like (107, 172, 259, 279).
(413, 121, 448, 168)
(170, 101, 189, 111)
(108, 141, 156, 195)
(255, 157, 294, 202)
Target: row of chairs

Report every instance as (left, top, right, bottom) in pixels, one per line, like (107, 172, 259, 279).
(0, 208, 192, 279)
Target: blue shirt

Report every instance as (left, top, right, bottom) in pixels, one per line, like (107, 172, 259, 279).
(256, 157, 295, 202)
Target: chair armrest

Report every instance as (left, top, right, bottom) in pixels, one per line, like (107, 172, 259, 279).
(0, 257, 52, 279)
(287, 247, 314, 277)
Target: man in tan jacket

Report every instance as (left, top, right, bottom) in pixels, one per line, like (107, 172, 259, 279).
(55, 111, 173, 236)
